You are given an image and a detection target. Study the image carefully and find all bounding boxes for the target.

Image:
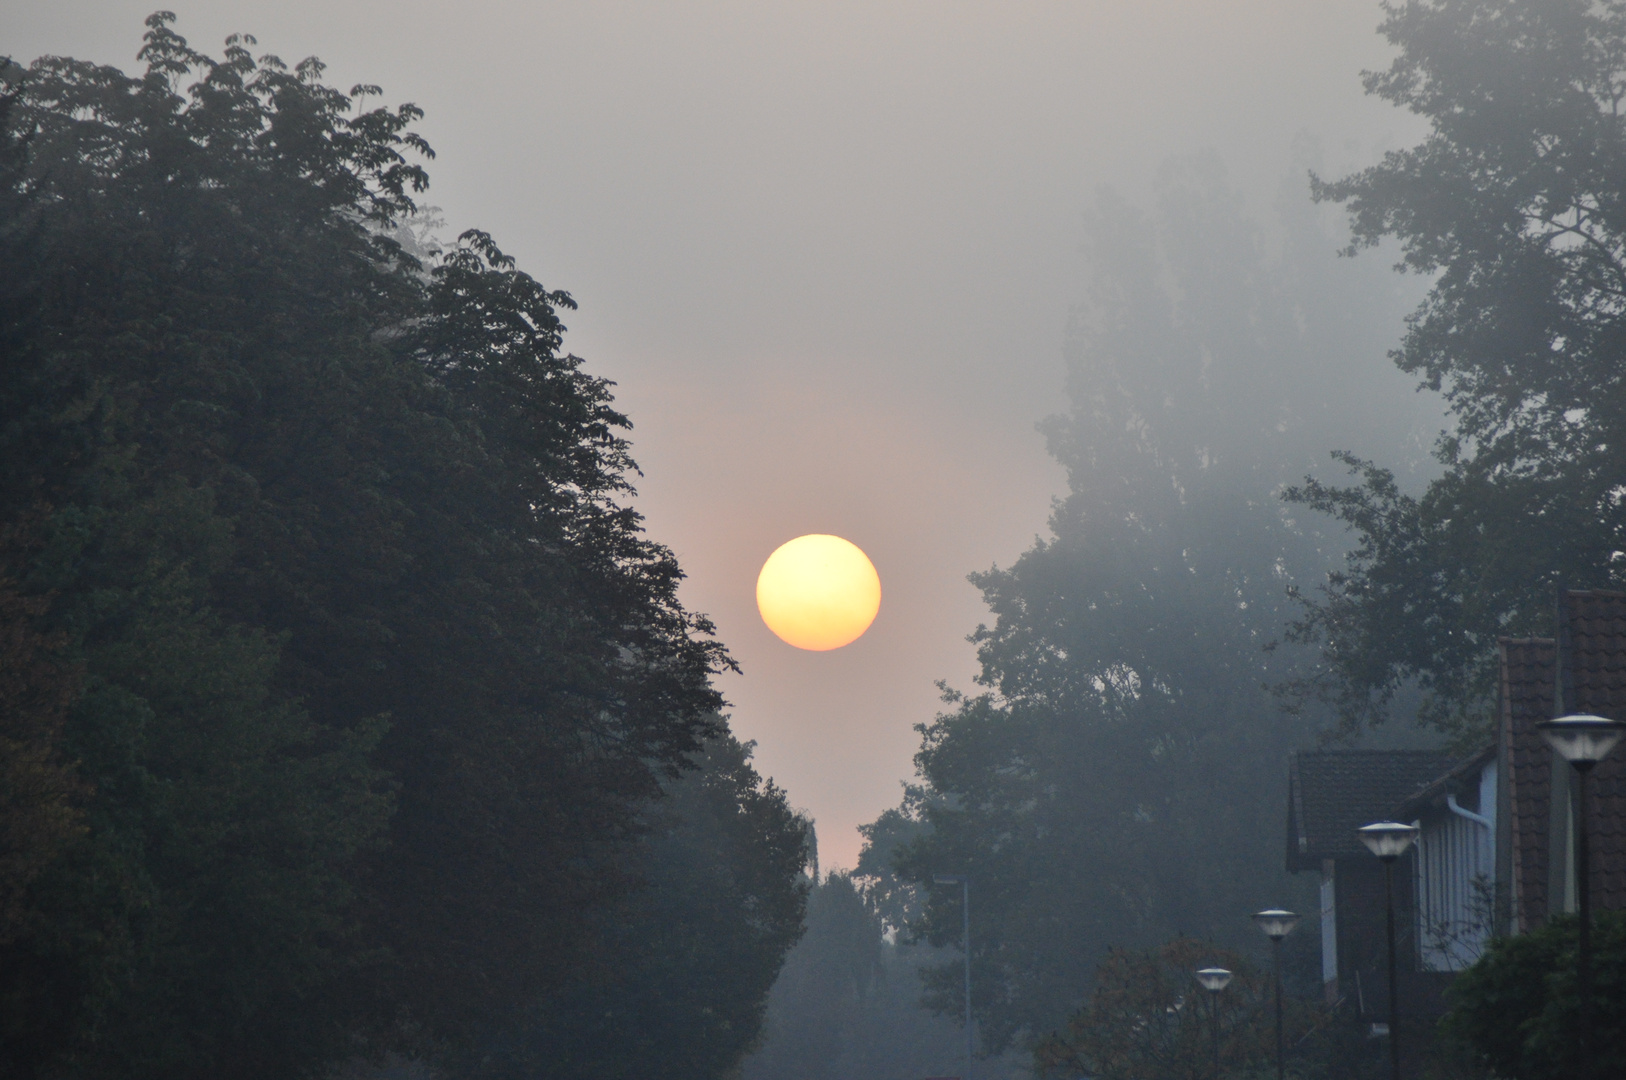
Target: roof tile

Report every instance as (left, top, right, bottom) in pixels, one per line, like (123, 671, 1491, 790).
(1500, 637, 1555, 932)
(1560, 591, 1626, 913)
(1287, 750, 1458, 871)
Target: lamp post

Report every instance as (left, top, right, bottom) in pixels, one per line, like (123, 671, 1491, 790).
(1358, 821, 1419, 1080)
(1537, 713, 1626, 1075)
(1253, 909, 1299, 1080)
(933, 874, 972, 1079)
(1195, 967, 1233, 1080)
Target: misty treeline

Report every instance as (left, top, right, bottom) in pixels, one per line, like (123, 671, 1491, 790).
(0, 14, 807, 1080)
(847, 0, 1626, 1072)
(739, 871, 1024, 1080)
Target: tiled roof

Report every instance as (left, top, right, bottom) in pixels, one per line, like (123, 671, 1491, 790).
(1559, 590, 1626, 913)
(1287, 750, 1459, 871)
(1398, 743, 1496, 819)
(1500, 637, 1556, 932)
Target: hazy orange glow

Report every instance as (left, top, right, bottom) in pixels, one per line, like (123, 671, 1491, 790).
(756, 534, 881, 651)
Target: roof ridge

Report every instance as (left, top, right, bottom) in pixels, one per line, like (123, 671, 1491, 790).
(1296, 748, 1455, 756)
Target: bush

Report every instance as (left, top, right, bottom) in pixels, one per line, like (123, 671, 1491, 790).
(1441, 912, 1626, 1080)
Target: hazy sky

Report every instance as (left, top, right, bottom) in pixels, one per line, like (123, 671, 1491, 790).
(8, 1, 1429, 870)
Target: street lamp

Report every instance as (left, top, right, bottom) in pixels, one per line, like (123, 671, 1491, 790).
(1538, 713, 1626, 1072)
(1195, 967, 1232, 1080)
(933, 874, 972, 1079)
(1253, 909, 1299, 1080)
(1358, 821, 1419, 1080)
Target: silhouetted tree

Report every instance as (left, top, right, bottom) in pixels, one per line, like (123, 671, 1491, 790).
(1288, 0, 1626, 734)
(0, 13, 744, 1078)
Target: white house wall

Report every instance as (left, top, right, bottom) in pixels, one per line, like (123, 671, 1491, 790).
(1320, 858, 1337, 1000)
(1413, 761, 1497, 972)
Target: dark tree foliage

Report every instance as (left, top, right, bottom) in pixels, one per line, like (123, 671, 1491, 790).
(1033, 938, 1291, 1080)
(854, 806, 929, 935)
(859, 155, 1420, 1053)
(0, 523, 85, 949)
(0, 14, 745, 1078)
(468, 734, 810, 1080)
(1441, 912, 1626, 1080)
(1288, 0, 1626, 733)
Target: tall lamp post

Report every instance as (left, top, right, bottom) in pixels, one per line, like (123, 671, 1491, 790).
(1195, 966, 1233, 1080)
(1537, 713, 1625, 1074)
(933, 874, 972, 1080)
(1358, 821, 1419, 1080)
(1253, 909, 1299, 1080)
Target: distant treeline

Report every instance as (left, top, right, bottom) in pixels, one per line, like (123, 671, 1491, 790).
(0, 14, 805, 1080)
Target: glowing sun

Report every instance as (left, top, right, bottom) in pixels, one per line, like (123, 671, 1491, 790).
(756, 534, 881, 651)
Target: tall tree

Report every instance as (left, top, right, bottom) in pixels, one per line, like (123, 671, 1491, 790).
(862, 154, 1427, 1052)
(1288, 0, 1626, 733)
(0, 14, 740, 1077)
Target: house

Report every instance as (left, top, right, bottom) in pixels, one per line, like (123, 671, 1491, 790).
(1282, 589, 1626, 1075)
(1397, 746, 1497, 972)
(1284, 749, 1456, 1009)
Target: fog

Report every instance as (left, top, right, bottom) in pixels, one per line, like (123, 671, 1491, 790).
(10, 0, 1437, 872)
